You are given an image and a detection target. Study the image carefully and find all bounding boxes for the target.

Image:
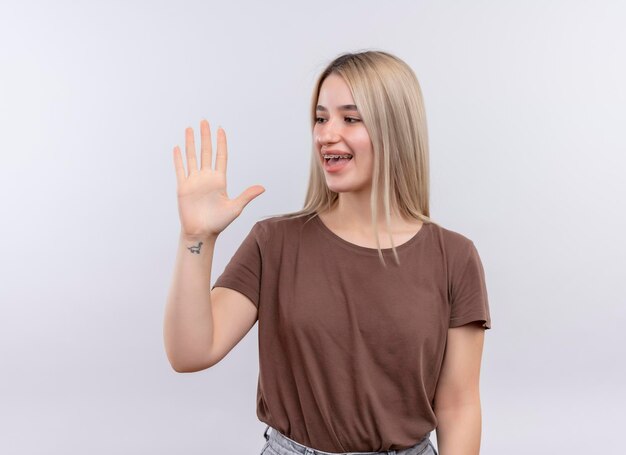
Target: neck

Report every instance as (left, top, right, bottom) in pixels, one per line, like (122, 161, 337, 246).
(325, 191, 413, 233)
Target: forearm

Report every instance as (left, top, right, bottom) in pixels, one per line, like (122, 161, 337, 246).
(163, 231, 218, 372)
(434, 402, 482, 455)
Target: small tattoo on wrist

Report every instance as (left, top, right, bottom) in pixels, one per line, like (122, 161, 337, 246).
(187, 242, 203, 254)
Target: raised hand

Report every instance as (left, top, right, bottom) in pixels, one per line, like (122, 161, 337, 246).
(173, 120, 265, 239)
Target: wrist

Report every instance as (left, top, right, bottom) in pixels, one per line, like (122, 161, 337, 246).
(179, 231, 219, 243)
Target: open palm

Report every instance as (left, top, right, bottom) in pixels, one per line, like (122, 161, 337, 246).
(173, 120, 265, 238)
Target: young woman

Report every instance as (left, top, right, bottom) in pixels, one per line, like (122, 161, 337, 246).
(164, 50, 492, 455)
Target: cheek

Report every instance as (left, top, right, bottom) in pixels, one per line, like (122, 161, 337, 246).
(354, 131, 373, 154)
(355, 135, 373, 159)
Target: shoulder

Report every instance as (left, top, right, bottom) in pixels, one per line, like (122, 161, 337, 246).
(426, 221, 480, 266)
(428, 221, 475, 248)
(254, 213, 316, 245)
(256, 213, 313, 230)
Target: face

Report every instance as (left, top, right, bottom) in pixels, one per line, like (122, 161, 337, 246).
(314, 73, 374, 194)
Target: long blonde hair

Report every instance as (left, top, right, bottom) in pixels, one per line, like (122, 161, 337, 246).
(263, 50, 439, 266)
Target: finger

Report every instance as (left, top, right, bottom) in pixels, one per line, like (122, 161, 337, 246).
(215, 126, 228, 174)
(173, 146, 186, 186)
(185, 127, 198, 175)
(200, 119, 212, 171)
(234, 185, 265, 213)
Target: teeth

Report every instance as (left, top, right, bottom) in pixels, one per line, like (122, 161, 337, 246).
(323, 154, 353, 159)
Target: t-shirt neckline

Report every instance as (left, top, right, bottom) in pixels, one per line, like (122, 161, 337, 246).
(310, 213, 428, 256)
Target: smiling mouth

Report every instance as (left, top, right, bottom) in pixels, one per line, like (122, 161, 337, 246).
(322, 154, 353, 164)
(322, 154, 354, 172)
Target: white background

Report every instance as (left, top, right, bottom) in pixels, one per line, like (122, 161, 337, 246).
(1, 1, 624, 454)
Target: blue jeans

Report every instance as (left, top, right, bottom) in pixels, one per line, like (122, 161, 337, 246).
(261, 425, 438, 455)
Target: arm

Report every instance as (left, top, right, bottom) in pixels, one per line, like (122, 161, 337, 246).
(433, 322, 486, 455)
(163, 232, 259, 372)
(163, 232, 217, 372)
(163, 121, 264, 373)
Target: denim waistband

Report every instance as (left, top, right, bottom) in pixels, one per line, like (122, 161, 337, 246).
(263, 425, 432, 455)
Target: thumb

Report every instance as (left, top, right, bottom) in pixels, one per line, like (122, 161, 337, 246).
(234, 185, 265, 212)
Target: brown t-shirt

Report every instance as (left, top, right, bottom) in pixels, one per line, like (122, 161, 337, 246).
(211, 213, 492, 452)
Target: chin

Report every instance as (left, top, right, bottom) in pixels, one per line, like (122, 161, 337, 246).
(325, 181, 366, 194)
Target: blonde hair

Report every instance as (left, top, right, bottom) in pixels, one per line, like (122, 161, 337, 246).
(262, 50, 439, 266)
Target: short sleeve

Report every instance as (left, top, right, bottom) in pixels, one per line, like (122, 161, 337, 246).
(210, 221, 266, 308)
(449, 241, 492, 329)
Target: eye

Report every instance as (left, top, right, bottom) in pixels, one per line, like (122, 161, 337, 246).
(345, 117, 361, 123)
(315, 117, 326, 124)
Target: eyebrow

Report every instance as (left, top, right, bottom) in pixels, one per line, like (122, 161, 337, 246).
(316, 104, 359, 112)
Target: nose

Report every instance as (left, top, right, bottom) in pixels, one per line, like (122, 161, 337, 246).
(315, 118, 341, 148)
